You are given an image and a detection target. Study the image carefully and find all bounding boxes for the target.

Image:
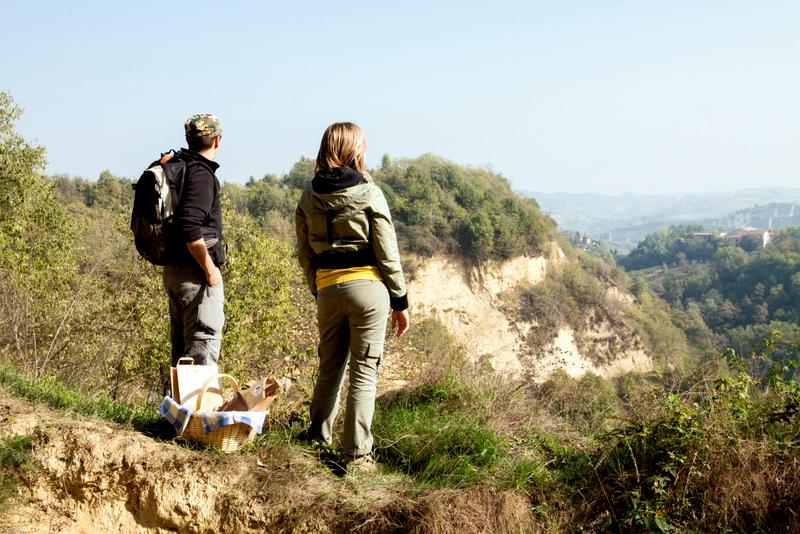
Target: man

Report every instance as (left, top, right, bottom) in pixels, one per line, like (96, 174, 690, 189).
(163, 114, 225, 365)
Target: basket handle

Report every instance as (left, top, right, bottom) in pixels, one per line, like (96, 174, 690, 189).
(197, 373, 240, 411)
(176, 357, 195, 366)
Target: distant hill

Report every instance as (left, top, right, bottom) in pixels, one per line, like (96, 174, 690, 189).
(708, 202, 800, 231)
(522, 188, 800, 251)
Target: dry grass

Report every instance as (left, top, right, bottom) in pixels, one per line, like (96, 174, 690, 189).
(698, 437, 800, 529)
(351, 485, 535, 534)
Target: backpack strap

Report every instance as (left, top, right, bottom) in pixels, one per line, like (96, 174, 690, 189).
(161, 151, 187, 217)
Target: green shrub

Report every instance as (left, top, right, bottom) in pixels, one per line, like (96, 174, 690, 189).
(0, 92, 80, 376)
(579, 337, 800, 532)
(0, 434, 35, 506)
(221, 206, 312, 381)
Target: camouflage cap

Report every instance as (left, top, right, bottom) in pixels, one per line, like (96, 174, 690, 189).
(184, 113, 222, 138)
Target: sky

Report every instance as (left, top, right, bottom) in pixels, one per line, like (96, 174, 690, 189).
(2, 1, 799, 194)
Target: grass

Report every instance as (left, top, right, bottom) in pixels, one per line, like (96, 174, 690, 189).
(371, 378, 558, 503)
(0, 361, 162, 433)
(0, 435, 35, 507)
(2, 333, 798, 532)
(374, 391, 501, 487)
(373, 337, 800, 532)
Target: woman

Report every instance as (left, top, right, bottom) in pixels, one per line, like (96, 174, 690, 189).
(295, 122, 410, 471)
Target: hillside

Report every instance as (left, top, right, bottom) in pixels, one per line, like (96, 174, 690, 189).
(56, 159, 697, 385)
(619, 225, 800, 355)
(229, 155, 705, 380)
(3, 92, 799, 532)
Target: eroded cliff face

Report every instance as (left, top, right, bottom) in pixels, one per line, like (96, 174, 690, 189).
(406, 248, 653, 381)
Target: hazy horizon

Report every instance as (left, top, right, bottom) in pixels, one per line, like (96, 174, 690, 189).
(524, 186, 800, 198)
(3, 1, 799, 194)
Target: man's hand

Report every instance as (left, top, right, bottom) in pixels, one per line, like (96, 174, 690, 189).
(391, 309, 409, 338)
(206, 265, 222, 287)
(186, 238, 221, 287)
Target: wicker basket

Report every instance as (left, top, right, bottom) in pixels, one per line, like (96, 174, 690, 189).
(178, 373, 255, 453)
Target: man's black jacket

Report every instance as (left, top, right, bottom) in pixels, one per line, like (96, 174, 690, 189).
(168, 149, 225, 267)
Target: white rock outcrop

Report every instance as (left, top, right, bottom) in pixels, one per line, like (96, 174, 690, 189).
(407, 250, 653, 381)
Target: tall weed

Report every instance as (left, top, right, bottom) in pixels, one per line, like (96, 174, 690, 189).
(580, 338, 800, 531)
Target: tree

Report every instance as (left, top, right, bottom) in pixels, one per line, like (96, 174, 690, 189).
(87, 170, 132, 212)
(282, 156, 315, 189)
(738, 233, 762, 253)
(460, 212, 493, 261)
(0, 92, 77, 364)
(372, 154, 554, 260)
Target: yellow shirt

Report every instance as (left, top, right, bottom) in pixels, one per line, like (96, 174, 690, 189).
(316, 266, 384, 292)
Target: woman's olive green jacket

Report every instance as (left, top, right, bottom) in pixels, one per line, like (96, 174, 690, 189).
(295, 179, 408, 311)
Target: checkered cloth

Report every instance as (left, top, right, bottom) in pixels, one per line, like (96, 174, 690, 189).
(158, 396, 193, 435)
(158, 396, 267, 436)
(200, 410, 266, 434)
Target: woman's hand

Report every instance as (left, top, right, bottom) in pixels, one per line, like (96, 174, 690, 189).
(391, 309, 409, 338)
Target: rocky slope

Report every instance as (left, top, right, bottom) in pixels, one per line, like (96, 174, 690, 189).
(406, 248, 654, 381)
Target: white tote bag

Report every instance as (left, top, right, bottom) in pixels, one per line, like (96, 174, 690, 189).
(170, 357, 223, 411)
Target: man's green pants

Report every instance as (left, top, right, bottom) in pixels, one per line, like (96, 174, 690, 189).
(310, 279, 390, 458)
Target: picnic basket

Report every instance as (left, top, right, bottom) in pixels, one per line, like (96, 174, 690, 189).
(179, 373, 255, 453)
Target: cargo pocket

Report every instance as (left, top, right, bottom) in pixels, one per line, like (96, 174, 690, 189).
(197, 282, 225, 334)
(365, 343, 383, 374)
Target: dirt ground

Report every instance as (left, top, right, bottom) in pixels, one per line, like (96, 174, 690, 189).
(0, 387, 534, 534)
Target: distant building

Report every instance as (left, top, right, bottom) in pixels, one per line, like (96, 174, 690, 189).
(722, 228, 774, 248)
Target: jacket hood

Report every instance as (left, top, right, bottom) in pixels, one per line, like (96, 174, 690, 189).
(312, 166, 366, 193)
(310, 167, 372, 210)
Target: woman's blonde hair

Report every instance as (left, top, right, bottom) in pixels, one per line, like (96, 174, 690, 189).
(316, 122, 366, 173)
